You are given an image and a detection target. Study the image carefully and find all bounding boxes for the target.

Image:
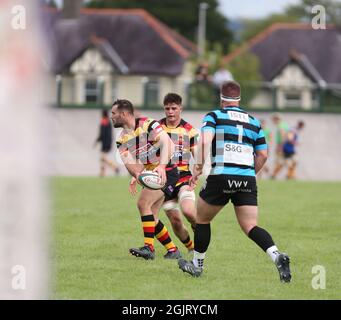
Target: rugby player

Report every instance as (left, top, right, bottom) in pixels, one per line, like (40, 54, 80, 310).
(112, 99, 181, 260)
(178, 81, 291, 282)
(160, 93, 198, 251)
(130, 93, 198, 252)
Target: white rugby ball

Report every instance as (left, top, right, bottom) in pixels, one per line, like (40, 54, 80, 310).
(138, 171, 165, 190)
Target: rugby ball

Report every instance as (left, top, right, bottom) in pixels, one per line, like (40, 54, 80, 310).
(138, 171, 165, 190)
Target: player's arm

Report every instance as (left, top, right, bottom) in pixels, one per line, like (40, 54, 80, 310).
(254, 127, 268, 174)
(153, 131, 175, 185)
(155, 130, 175, 167)
(193, 130, 214, 176)
(254, 149, 268, 174)
(120, 151, 144, 178)
(189, 128, 199, 160)
(116, 141, 144, 178)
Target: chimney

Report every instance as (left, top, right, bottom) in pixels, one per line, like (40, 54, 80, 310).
(62, 0, 82, 19)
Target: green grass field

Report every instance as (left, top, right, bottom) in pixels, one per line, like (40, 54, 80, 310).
(51, 177, 341, 300)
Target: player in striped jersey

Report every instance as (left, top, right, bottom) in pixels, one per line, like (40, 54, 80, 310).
(129, 93, 198, 253)
(160, 93, 198, 251)
(178, 81, 291, 282)
(112, 99, 181, 260)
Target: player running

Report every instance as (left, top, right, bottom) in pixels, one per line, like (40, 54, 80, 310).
(112, 99, 181, 260)
(177, 81, 291, 283)
(130, 93, 198, 253)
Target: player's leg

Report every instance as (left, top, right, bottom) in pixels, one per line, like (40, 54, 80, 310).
(286, 157, 296, 179)
(271, 152, 284, 179)
(178, 185, 197, 231)
(178, 196, 223, 277)
(102, 151, 119, 175)
(151, 198, 180, 258)
(129, 188, 164, 260)
(234, 204, 291, 283)
(100, 152, 106, 177)
(164, 201, 193, 252)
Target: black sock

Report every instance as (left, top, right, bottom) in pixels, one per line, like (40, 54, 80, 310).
(248, 226, 275, 252)
(194, 223, 211, 253)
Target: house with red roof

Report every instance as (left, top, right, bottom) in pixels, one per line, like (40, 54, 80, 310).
(223, 23, 341, 110)
(46, 7, 196, 108)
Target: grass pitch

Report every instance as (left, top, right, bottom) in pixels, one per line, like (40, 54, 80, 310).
(51, 177, 341, 299)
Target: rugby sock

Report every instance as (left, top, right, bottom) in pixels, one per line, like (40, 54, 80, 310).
(248, 226, 279, 261)
(193, 223, 211, 268)
(266, 245, 281, 263)
(155, 220, 177, 252)
(141, 215, 155, 252)
(181, 235, 194, 251)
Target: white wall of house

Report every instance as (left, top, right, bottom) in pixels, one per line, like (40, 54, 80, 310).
(51, 48, 194, 107)
(115, 75, 145, 105)
(273, 63, 315, 110)
(61, 75, 75, 104)
(249, 89, 273, 108)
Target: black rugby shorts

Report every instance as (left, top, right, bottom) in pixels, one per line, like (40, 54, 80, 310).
(162, 167, 180, 198)
(199, 174, 257, 206)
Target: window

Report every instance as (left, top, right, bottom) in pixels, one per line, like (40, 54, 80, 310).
(144, 78, 159, 107)
(85, 79, 99, 103)
(284, 92, 301, 107)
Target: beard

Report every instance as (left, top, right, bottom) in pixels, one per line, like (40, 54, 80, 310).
(112, 118, 123, 128)
(113, 122, 123, 128)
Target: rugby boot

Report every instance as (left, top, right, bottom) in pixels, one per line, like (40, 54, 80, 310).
(129, 246, 155, 260)
(178, 258, 202, 277)
(275, 253, 291, 283)
(164, 248, 182, 259)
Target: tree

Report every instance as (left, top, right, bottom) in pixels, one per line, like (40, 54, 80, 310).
(86, 0, 233, 52)
(240, 14, 299, 43)
(225, 50, 261, 104)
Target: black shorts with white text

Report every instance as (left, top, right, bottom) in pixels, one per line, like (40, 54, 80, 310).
(199, 174, 257, 206)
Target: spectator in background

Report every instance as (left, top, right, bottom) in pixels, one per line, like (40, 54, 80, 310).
(212, 65, 233, 87)
(271, 113, 289, 179)
(94, 109, 119, 177)
(282, 120, 305, 179)
(212, 64, 233, 104)
(195, 61, 212, 83)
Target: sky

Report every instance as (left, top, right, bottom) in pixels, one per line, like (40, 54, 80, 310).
(53, 0, 301, 19)
(218, 0, 301, 19)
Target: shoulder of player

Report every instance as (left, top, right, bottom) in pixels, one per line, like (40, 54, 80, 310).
(204, 110, 219, 121)
(179, 118, 195, 131)
(158, 117, 166, 125)
(137, 117, 162, 133)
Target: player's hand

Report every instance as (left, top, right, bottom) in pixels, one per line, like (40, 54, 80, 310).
(152, 165, 167, 186)
(188, 174, 199, 191)
(129, 177, 138, 196)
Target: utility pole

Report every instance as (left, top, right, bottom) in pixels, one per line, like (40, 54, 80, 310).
(198, 2, 209, 59)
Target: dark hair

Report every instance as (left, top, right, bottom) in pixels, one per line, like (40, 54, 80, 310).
(112, 99, 134, 114)
(102, 109, 108, 118)
(297, 120, 305, 129)
(221, 81, 241, 99)
(163, 93, 182, 106)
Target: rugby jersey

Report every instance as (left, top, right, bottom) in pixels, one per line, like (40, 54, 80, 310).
(201, 107, 267, 176)
(116, 117, 165, 171)
(159, 118, 199, 184)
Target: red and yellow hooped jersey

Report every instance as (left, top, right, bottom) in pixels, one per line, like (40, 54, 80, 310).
(159, 118, 199, 184)
(116, 117, 163, 170)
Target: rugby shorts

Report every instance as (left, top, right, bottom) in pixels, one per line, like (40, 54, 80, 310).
(161, 166, 180, 198)
(199, 174, 257, 206)
(164, 170, 192, 202)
